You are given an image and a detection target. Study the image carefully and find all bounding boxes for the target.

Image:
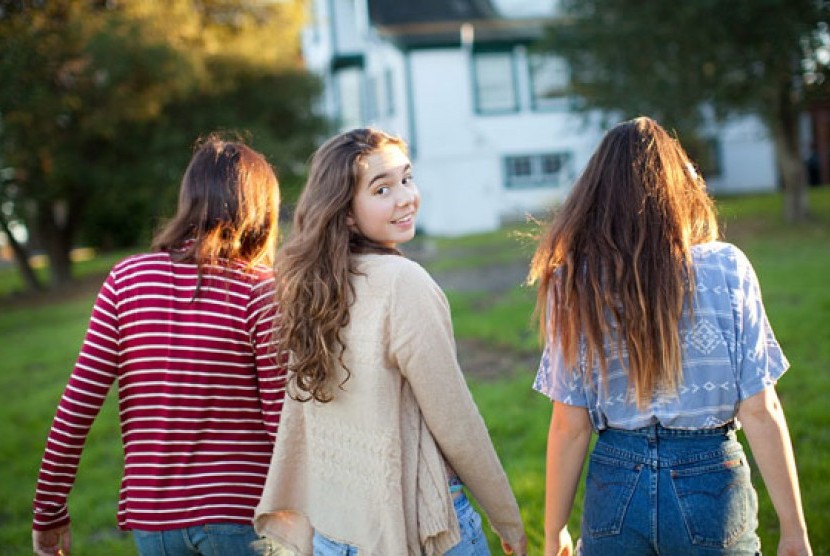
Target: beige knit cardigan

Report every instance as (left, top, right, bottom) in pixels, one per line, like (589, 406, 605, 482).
(254, 254, 524, 555)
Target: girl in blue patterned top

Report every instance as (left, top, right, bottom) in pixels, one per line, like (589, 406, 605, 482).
(530, 117, 811, 556)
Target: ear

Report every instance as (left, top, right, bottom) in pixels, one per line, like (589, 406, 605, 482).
(346, 210, 355, 228)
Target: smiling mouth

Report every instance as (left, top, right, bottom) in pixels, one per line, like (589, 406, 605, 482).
(391, 214, 414, 224)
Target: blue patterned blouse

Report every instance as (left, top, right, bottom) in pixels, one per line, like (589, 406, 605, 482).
(533, 241, 789, 430)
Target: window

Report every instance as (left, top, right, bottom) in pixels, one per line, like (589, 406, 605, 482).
(365, 76, 378, 122)
(506, 156, 533, 180)
(684, 136, 722, 178)
(529, 54, 570, 111)
(336, 68, 363, 130)
(362, 69, 394, 123)
(384, 69, 395, 116)
(504, 152, 572, 188)
(472, 51, 517, 113)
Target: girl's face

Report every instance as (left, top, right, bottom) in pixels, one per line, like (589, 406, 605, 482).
(348, 144, 419, 248)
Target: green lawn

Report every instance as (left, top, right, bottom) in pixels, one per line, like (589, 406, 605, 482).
(1, 189, 828, 555)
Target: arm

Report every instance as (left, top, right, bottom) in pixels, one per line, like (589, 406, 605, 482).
(545, 402, 592, 556)
(248, 275, 286, 443)
(388, 263, 526, 553)
(730, 248, 809, 555)
(32, 274, 120, 550)
(738, 386, 811, 556)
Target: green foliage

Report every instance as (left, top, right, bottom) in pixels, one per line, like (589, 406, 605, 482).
(0, 0, 327, 285)
(542, 0, 827, 132)
(538, 0, 828, 222)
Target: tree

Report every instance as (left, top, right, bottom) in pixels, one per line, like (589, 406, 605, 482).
(0, 0, 325, 291)
(539, 0, 830, 222)
(0, 157, 42, 291)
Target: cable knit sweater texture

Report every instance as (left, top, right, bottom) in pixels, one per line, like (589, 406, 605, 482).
(254, 254, 524, 555)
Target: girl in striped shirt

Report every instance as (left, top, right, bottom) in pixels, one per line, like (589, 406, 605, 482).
(32, 134, 286, 556)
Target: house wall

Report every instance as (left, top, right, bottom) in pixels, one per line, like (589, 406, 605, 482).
(706, 116, 778, 194)
(304, 0, 781, 236)
(330, 0, 367, 55)
(301, 0, 336, 119)
(394, 48, 606, 235)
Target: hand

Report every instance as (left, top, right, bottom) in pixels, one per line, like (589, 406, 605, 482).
(500, 534, 527, 555)
(778, 533, 812, 556)
(33, 524, 72, 556)
(545, 526, 573, 556)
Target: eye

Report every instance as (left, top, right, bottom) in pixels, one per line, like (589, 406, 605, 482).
(402, 174, 414, 186)
(374, 185, 390, 195)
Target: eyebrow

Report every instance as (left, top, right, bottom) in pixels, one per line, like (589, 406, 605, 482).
(367, 163, 412, 189)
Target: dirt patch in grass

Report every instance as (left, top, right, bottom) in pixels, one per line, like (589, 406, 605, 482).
(456, 337, 539, 381)
(0, 272, 105, 311)
(402, 244, 539, 380)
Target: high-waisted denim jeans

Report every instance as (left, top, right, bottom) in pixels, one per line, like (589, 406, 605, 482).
(579, 424, 761, 556)
(311, 490, 490, 555)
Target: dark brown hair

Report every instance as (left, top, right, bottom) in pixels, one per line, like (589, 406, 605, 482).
(275, 128, 407, 402)
(152, 133, 280, 273)
(528, 117, 718, 406)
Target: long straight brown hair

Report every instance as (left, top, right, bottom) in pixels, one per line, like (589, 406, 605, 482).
(528, 117, 718, 407)
(152, 134, 280, 273)
(275, 128, 406, 403)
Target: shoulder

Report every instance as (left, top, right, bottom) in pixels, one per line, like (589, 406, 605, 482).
(691, 241, 751, 271)
(355, 254, 437, 288)
(355, 255, 447, 314)
(110, 251, 166, 276)
(234, 260, 276, 286)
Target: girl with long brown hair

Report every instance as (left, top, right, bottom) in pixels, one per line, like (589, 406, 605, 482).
(531, 117, 811, 555)
(33, 134, 286, 556)
(254, 128, 526, 555)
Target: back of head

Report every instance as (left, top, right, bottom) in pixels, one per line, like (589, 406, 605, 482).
(277, 128, 407, 403)
(152, 133, 280, 269)
(530, 116, 718, 406)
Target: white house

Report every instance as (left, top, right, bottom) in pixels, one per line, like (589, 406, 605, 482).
(301, 0, 778, 236)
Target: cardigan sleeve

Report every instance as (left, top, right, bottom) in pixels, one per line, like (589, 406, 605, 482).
(388, 262, 525, 548)
(32, 271, 120, 531)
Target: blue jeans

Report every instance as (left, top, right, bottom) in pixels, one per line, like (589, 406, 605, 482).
(133, 523, 266, 556)
(444, 492, 491, 556)
(579, 424, 761, 555)
(312, 491, 490, 555)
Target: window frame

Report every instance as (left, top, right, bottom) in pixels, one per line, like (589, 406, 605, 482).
(471, 48, 520, 115)
(503, 152, 573, 189)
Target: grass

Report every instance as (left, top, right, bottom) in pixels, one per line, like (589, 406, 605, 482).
(1, 189, 829, 555)
(0, 249, 135, 298)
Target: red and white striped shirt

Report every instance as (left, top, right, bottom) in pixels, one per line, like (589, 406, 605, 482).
(32, 251, 285, 531)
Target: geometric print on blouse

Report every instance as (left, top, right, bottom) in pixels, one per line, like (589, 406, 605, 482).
(532, 241, 790, 431)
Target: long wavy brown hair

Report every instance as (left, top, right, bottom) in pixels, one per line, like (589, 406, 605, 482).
(276, 128, 407, 402)
(152, 133, 280, 273)
(528, 117, 718, 407)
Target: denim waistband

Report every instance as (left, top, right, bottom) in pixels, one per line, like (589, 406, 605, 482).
(448, 475, 464, 494)
(594, 422, 742, 468)
(601, 421, 736, 440)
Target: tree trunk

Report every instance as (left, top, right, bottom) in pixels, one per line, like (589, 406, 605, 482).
(771, 78, 809, 223)
(36, 200, 74, 288)
(772, 133, 810, 222)
(0, 210, 44, 292)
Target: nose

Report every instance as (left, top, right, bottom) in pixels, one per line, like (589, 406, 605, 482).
(396, 187, 415, 207)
